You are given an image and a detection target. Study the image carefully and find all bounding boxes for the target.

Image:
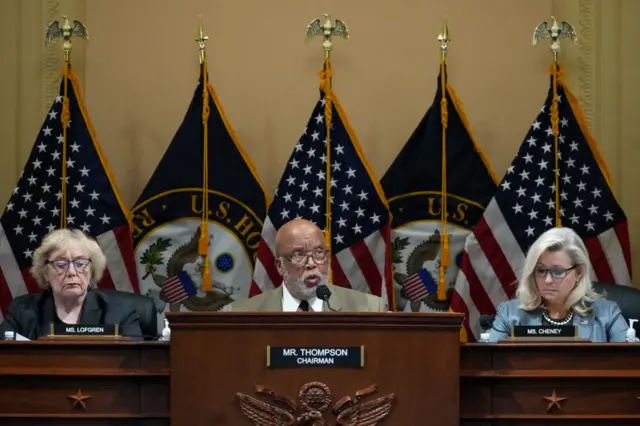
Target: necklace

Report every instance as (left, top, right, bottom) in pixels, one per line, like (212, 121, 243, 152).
(542, 310, 574, 326)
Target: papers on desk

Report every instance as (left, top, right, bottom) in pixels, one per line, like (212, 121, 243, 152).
(3, 331, 30, 341)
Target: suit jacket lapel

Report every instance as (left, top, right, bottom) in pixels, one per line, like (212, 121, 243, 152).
(573, 310, 595, 340)
(263, 286, 284, 311)
(520, 309, 543, 326)
(31, 290, 56, 338)
(38, 290, 56, 326)
(324, 285, 344, 312)
(79, 290, 104, 324)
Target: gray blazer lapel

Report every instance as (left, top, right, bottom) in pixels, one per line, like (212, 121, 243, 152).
(324, 285, 344, 312)
(519, 309, 543, 326)
(573, 311, 595, 340)
(79, 291, 104, 324)
(260, 286, 284, 311)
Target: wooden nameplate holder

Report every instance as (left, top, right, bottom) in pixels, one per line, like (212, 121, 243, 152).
(38, 323, 128, 341)
(499, 325, 590, 343)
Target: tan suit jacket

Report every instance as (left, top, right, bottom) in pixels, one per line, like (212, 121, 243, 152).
(221, 285, 387, 312)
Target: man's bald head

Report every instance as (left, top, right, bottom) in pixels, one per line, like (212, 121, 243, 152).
(274, 218, 329, 300)
(275, 218, 325, 256)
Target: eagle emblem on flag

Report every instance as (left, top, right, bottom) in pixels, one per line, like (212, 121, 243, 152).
(392, 230, 459, 312)
(138, 225, 240, 313)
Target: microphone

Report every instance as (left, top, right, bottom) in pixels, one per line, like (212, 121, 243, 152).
(477, 312, 512, 342)
(479, 314, 495, 331)
(315, 285, 339, 311)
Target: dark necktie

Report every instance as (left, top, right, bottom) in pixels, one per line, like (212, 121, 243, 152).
(298, 300, 310, 312)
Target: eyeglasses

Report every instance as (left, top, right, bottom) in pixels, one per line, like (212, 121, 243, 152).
(534, 265, 578, 280)
(47, 258, 91, 273)
(282, 249, 329, 267)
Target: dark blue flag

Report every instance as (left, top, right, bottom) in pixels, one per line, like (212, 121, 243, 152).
(132, 63, 268, 322)
(381, 65, 498, 314)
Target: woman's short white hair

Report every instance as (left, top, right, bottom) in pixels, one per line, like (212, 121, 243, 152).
(30, 228, 107, 288)
(515, 226, 601, 316)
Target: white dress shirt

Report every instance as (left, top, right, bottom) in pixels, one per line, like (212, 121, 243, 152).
(282, 283, 324, 312)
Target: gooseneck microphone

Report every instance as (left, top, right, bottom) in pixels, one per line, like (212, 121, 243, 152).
(315, 285, 339, 311)
(479, 314, 495, 331)
(478, 313, 511, 339)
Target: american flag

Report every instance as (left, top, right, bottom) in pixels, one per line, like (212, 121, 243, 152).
(251, 87, 394, 305)
(451, 67, 632, 340)
(160, 271, 196, 304)
(0, 67, 139, 320)
(400, 269, 437, 302)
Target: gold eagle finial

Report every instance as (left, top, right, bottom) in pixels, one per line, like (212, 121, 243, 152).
(533, 16, 577, 62)
(305, 14, 349, 58)
(45, 15, 89, 63)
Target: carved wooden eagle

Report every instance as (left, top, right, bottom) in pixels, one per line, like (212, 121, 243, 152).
(237, 383, 395, 426)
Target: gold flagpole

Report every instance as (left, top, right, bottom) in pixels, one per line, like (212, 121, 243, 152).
(305, 14, 349, 284)
(45, 15, 89, 229)
(196, 16, 212, 291)
(533, 16, 578, 227)
(436, 18, 450, 302)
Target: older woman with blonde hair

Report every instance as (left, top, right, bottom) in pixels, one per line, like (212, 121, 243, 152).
(488, 227, 628, 342)
(0, 228, 142, 340)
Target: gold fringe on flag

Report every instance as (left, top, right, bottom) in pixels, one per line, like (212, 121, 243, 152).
(550, 62, 562, 227)
(197, 18, 212, 291)
(437, 19, 451, 301)
(320, 59, 334, 284)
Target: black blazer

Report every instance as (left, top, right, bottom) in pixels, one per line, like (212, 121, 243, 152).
(0, 288, 143, 340)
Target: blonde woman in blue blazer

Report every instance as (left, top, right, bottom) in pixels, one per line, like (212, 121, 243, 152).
(488, 227, 628, 343)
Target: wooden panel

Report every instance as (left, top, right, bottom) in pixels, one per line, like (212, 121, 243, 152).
(461, 421, 640, 426)
(462, 343, 640, 374)
(0, 377, 168, 415)
(0, 341, 169, 373)
(168, 311, 464, 426)
(0, 341, 169, 425)
(2, 420, 167, 426)
(461, 343, 640, 425)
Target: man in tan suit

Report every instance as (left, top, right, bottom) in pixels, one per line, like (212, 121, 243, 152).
(223, 218, 387, 312)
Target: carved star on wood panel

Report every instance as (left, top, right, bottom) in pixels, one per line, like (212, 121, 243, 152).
(543, 389, 567, 412)
(68, 388, 92, 411)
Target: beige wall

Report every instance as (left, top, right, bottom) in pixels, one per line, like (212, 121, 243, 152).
(1, 0, 639, 280)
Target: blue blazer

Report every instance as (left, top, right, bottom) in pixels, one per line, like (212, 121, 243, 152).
(488, 298, 628, 343)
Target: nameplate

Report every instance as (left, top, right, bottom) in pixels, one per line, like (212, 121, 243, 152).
(266, 346, 364, 368)
(48, 323, 119, 338)
(512, 325, 576, 338)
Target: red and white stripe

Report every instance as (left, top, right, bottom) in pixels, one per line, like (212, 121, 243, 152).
(161, 275, 190, 303)
(451, 199, 632, 341)
(252, 217, 393, 306)
(401, 275, 429, 302)
(0, 223, 139, 321)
